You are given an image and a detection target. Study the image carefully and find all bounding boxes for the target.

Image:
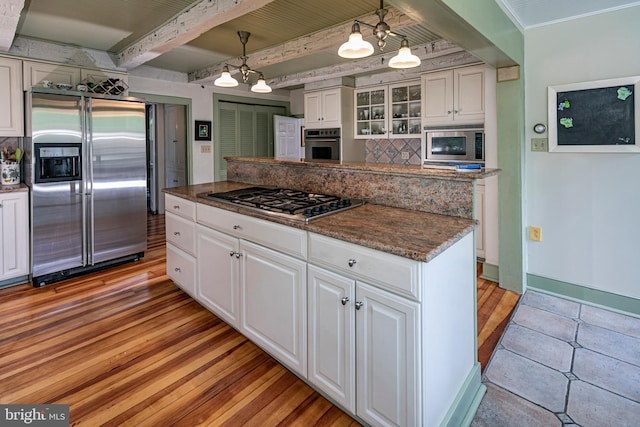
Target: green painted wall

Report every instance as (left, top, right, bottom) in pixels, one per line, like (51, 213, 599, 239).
(439, 0, 524, 65)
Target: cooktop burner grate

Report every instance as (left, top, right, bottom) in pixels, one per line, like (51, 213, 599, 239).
(203, 187, 364, 222)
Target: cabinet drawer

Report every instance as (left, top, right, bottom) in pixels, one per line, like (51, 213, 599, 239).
(166, 243, 196, 296)
(166, 212, 196, 256)
(197, 203, 307, 260)
(165, 194, 195, 220)
(308, 233, 420, 300)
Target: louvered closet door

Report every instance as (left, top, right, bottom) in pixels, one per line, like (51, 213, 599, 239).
(216, 103, 238, 181)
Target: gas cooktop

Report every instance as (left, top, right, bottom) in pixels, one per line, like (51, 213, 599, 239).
(202, 187, 364, 222)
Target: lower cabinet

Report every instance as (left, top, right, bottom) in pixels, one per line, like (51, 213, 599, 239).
(308, 265, 420, 427)
(196, 224, 240, 327)
(165, 196, 479, 427)
(240, 240, 307, 377)
(194, 203, 308, 377)
(0, 191, 29, 282)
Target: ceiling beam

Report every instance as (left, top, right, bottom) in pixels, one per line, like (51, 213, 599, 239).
(0, 0, 24, 52)
(263, 40, 479, 90)
(188, 7, 416, 84)
(116, 0, 277, 70)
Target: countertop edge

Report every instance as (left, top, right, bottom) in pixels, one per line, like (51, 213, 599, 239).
(225, 157, 501, 180)
(163, 184, 476, 263)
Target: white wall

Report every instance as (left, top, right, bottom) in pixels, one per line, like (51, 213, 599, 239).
(525, 7, 640, 299)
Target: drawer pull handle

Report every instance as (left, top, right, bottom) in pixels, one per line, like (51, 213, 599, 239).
(174, 267, 181, 273)
(173, 205, 180, 209)
(173, 231, 180, 236)
(348, 258, 357, 267)
(355, 301, 364, 310)
(341, 297, 350, 306)
(233, 225, 241, 230)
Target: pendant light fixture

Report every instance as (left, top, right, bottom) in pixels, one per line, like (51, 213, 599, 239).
(214, 31, 272, 93)
(338, 0, 420, 69)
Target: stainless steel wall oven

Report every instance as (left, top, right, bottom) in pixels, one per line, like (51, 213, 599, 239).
(304, 128, 340, 161)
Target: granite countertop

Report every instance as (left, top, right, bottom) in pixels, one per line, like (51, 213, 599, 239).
(0, 183, 29, 193)
(164, 182, 477, 263)
(225, 156, 501, 181)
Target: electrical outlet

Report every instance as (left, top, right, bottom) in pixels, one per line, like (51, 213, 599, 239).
(529, 226, 542, 241)
(200, 144, 212, 153)
(531, 138, 548, 152)
(401, 151, 410, 160)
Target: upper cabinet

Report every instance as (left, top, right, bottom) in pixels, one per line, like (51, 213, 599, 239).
(304, 87, 353, 129)
(0, 57, 24, 136)
(354, 80, 422, 139)
(422, 65, 485, 125)
(23, 60, 129, 95)
(23, 61, 81, 90)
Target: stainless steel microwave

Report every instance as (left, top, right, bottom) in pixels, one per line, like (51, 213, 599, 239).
(425, 125, 485, 163)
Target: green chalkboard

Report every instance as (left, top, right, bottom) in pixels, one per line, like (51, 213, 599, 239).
(556, 85, 634, 146)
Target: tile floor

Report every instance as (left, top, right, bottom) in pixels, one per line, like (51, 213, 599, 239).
(471, 290, 640, 427)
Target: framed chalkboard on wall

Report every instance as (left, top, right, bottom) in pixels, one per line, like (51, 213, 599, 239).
(548, 76, 640, 153)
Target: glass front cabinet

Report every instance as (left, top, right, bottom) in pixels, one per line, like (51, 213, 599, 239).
(355, 86, 387, 137)
(354, 81, 421, 139)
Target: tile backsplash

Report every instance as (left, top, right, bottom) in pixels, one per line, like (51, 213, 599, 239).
(365, 138, 422, 165)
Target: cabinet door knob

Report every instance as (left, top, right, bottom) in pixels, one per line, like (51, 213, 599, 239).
(341, 297, 350, 306)
(355, 301, 364, 310)
(235, 252, 242, 259)
(447, 110, 452, 115)
(173, 205, 180, 209)
(233, 225, 241, 230)
(173, 231, 180, 236)
(174, 267, 181, 273)
(348, 258, 357, 267)
(229, 250, 236, 257)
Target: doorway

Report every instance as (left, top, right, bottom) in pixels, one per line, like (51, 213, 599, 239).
(146, 103, 188, 214)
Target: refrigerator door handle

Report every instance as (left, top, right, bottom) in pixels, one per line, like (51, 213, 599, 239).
(86, 99, 95, 266)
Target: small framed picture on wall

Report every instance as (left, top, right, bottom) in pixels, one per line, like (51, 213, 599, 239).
(195, 120, 212, 141)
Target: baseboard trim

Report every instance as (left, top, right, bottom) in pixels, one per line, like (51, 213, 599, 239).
(442, 362, 486, 427)
(527, 274, 640, 317)
(480, 261, 499, 283)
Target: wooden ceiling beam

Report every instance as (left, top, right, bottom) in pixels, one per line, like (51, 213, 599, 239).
(0, 0, 24, 52)
(188, 7, 416, 84)
(116, 0, 276, 70)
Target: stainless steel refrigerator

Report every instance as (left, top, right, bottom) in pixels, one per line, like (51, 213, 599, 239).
(25, 89, 147, 287)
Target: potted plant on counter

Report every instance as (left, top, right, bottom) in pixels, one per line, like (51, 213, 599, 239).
(1, 147, 22, 185)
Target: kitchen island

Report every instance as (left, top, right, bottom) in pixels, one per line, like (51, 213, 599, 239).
(162, 158, 499, 427)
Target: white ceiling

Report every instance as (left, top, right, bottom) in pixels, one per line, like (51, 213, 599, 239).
(496, 0, 640, 29)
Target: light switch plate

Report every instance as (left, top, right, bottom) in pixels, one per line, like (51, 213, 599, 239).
(531, 138, 548, 152)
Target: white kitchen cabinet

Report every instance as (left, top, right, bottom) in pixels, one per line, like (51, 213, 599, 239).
(308, 265, 356, 412)
(22, 60, 81, 90)
(0, 191, 29, 282)
(423, 65, 485, 125)
(304, 87, 353, 129)
(308, 264, 419, 426)
(475, 182, 486, 258)
(307, 238, 420, 426)
(196, 224, 240, 327)
(355, 81, 422, 139)
(356, 281, 420, 427)
(241, 239, 307, 377)
(196, 203, 308, 377)
(355, 86, 387, 137)
(165, 194, 197, 296)
(0, 57, 24, 136)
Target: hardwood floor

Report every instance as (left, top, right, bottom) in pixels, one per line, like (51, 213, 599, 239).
(0, 213, 518, 426)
